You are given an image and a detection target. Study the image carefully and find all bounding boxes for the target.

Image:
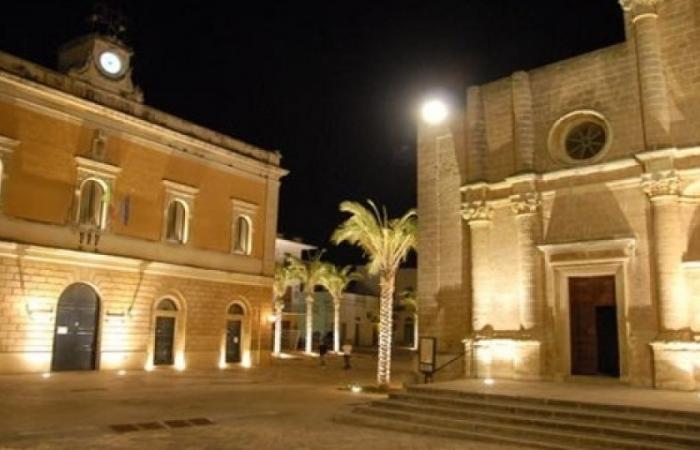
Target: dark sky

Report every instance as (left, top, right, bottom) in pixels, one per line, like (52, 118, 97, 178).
(1, 1, 625, 264)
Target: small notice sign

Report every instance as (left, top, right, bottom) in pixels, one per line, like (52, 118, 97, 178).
(418, 336, 436, 374)
(56, 326, 69, 335)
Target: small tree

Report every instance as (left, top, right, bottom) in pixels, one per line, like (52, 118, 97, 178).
(332, 200, 417, 387)
(272, 261, 298, 355)
(288, 252, 329, 354)
(319, 264, 361, 352)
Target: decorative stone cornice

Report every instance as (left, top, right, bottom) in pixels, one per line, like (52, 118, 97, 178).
(510, 192, 541, 216)
(461, 199, 493, 223)
(620, 0, 663, 17)
(642, 171, 680, 198)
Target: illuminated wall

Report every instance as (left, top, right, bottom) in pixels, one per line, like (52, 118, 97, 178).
(418, 0, 700, 390)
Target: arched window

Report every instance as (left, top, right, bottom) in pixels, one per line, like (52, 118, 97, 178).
(78, 179, 107, 229)
(165, 200, 188, 244)
(234, 215, 252, 255)
(157, 298, 179, 311)
(228, 303, 245, 315)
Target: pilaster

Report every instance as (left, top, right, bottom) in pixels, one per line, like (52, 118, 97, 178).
(510, 192, 542, 332)
(462, 197, 493, 333)
(642, 170, 690, 338)
(621, 0, 671, 149)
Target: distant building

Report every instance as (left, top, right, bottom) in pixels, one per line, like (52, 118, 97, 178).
(0, 32, 286, 374)
(418, 0, 700, 390)
(316, 267, 417, 348)
(274, 237, 316, 350)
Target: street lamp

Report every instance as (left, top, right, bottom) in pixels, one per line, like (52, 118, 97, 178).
(421, 99, 449, 125)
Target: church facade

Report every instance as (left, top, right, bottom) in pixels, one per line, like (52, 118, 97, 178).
(417, 0, 700, 390)
(0, 33, 286, 373)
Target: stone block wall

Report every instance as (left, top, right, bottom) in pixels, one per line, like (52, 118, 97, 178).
(0, 245, 272, 374)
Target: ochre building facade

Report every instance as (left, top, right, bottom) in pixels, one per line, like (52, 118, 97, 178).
(418, 0, 700, 390)
(0, 33, 286, 373)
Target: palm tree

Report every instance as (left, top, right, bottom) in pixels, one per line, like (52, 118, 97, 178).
(332, 200, 417, 387)
(398, 288, 418, 350)
(319, 264, 362, 353)
(272, 261, 298, 355)
(288, 252, 329, 354)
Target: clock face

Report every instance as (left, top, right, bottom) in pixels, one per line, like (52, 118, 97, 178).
(97, 51, 124, 78)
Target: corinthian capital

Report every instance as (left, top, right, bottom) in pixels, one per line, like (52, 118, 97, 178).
(461, 199, 493, 223)
(620, 0, 663, 16)
(510, 192, 541, 216)
(642, 171, 680, 198)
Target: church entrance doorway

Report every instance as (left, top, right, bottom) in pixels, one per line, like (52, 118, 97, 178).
(568, 275, 620, 377)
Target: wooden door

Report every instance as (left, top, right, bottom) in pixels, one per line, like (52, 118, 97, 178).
(568, 276, 619, 377)
(154, 316, 175, 365)
(52, 284, 100, 371)
(226, 320, 242, 363)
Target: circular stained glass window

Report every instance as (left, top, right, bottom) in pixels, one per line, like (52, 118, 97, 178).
(564, 122, 607, 161)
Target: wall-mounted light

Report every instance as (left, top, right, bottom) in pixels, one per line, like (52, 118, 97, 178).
(24, 298, 53, 321)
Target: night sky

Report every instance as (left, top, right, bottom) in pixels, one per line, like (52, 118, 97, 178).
(1, 1, 625, 264)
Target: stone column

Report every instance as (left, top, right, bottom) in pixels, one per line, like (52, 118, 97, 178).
(463, 199, 493, 332)
(273, 301, 283, 355)
(643, 172, 690, 337)
(510, 193, 542, 331)
(621, 0, 671, 149)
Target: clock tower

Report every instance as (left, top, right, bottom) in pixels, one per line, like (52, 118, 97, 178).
(58, 34, 143, 102)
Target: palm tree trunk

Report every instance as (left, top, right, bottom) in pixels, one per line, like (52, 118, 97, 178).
(377, 271, 396, 387)
(305, 294, 314, 354)
(333, 298, 341, 353)
(273, 302, 284, 355)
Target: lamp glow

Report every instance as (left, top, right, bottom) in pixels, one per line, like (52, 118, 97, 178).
(421, 99, 449, 125)
(41, 372, 51, 379)
(350, 384, 362, 394)
(484, 378, 495, 385)
(117, 370, 126, 376)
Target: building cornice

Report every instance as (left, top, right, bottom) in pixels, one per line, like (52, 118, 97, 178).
(0, 240, 272, 287)
(460, 146, 700, 197)
(0, 70, 288, 181)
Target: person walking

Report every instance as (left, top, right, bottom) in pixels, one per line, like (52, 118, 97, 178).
(341, 341, 352, 369)
(319, 342, 328, 366)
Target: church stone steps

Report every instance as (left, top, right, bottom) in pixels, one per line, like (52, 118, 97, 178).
(335, 412, 571, 450)
(408, 386, 700, 423)
(349, 405, 692, 450)
(373, 399, 700, 448)
(390, 390, 700, 435)
(336, 385, 700, 450)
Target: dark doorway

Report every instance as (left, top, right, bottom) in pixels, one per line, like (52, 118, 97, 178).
(154, 316, 175, 365)
(568, 275, 620, 377)
(51, 283, 100, 371)
(404, 318, 415, 347)
(226, 320, 242, 363)
(354, 323, 361, 346)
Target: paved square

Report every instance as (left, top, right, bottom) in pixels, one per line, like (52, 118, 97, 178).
(0, 351, 519, 449)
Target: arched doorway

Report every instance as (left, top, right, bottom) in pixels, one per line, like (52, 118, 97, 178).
(225, 303, 245, 363)
(153, 299, 179, 366)
(51, 283, 100, 371)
